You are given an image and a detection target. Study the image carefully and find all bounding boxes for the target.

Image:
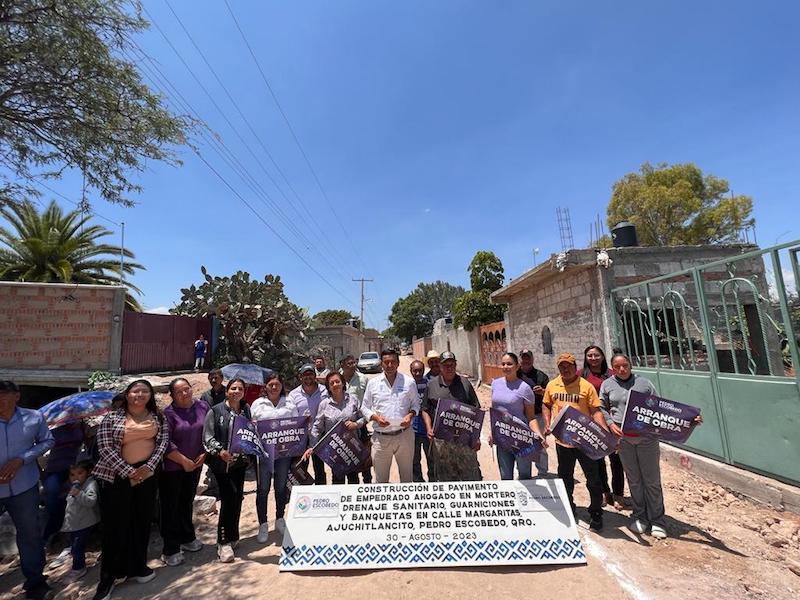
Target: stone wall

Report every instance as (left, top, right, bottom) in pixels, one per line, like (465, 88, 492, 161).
(430, 319, 482, 379)
(0, 282, 124, 371)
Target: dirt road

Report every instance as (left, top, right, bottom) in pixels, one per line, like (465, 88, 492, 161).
(2, 358, 798, 599)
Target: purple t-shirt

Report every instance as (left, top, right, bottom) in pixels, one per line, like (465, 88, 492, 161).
(490, 377, 535, 422)
(163, 400, 209, 472)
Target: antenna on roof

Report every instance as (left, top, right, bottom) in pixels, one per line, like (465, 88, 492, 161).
(556, 207, 574, 251)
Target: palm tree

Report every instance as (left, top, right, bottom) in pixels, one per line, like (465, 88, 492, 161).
(0, 200, 144, 310)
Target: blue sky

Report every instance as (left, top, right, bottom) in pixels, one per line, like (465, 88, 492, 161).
(10, 1, 800, 329)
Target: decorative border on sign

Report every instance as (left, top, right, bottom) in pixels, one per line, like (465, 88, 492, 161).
(280, 538, 584, 568)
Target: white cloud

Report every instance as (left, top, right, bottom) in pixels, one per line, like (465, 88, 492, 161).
(144, 306, 171, 314)
(423, 208, 431, 214)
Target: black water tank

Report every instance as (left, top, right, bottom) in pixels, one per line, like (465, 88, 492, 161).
(612, 222, 638, 247)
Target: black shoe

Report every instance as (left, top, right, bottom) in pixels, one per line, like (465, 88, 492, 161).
(589, 516, 604, 531)
(25, 583, 54, 600)
(93, 575, 115, 600)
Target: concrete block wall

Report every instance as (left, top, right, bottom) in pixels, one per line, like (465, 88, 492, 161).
(430, 319, 482, 379)
(0, 282, 124, 371)
(506, 269, 610, 378)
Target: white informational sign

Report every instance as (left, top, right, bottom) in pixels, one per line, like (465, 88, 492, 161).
(280, 479, 585, 571)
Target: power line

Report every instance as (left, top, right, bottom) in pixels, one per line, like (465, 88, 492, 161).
(35, 180, 122, 227)
(124, 48, 359, 309)
(138, 8, 356, 286)
(161, 1, 353, 274)
(223, 0, 366, 270)
(352, 277, 373, 331)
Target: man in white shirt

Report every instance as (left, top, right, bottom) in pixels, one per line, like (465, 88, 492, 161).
(361, 349, 420, 483)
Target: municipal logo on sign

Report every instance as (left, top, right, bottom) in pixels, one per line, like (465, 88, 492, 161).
(293, 493, 340, 518)
(296, 495, 311, 513)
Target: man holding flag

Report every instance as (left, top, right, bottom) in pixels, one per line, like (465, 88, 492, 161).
(542, 353, 608, 531)
(421, 352, 482, 482)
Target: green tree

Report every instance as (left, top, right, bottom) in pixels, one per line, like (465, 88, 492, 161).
(607, 162, 754, 246)
(453, 250, 506, 330)
(0, 199, 143, 309)
(469, 250, 504, 292)
(311, 308, 355, 327)
(172, 268, 310, 381)
(0, 0, 194, 207)
(387, 280, 465, 342)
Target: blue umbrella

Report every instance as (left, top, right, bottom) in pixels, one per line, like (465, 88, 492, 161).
(39, 390, 116, 429)
(221, 363, 274, 385)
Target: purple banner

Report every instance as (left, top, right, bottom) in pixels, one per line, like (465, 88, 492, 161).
(489, 408, 543, 459)
(432, 398, 484, 449)
(550, 406, 616, 460)
(313, 419, 370, 477)
(256, 416, 309, 460)
(228, 415, 269, 459)
(622, 391, 701, 443)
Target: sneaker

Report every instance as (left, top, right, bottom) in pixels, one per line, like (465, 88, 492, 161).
(25, 582, 54, 600)
(181, 539, 203, 552)
(92, 576, 115, 600)
(629, 519, 647, 534)
(134, 567, 156, 583)
(650, 524, 668, 539)
(47, 548, 71, 569)
(113, 576, 127, 586)
(65, 568, 87, 582)
(602, 492, 613, 507)
(257, 523, 269, 543)
(217, 543, 234, 563)
(589, 516, 604, 531)
(275, 518, 286, 534)
(162, 552, 184, 567)
(612, 494, 626, 510)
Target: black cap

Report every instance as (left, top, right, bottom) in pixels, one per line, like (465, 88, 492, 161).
(0, 381, 20, 392)
(298, 363, 315, 375)
(440, 351, 456, 362)
(520, 349, 533, 357)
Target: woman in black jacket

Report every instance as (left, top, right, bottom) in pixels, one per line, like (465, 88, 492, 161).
(202, 378, 250, 563)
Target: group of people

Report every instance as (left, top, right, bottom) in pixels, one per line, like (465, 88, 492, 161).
(407, 345, 700, 536)
(0, 345, 698, 600)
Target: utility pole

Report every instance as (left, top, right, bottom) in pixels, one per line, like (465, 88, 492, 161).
(352, 277, 373, 331)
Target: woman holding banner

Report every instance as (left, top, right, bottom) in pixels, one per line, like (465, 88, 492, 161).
(304, 372, 366, 484)
(582, 345, 625, 510)
(489, 352, 546, 480)
(601, 354, 668, 538)
(251, 372, 297, 543)
(202, 378, 251, 563)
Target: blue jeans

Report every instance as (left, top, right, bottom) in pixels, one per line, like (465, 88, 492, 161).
(496, 446, 532, 480)
(0, 484, 46, 591)
(41, 470, 69, 540)
(256, 457, 291, 524)
(70, 527, 92, 570)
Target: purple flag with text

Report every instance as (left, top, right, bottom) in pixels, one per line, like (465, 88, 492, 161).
(489, 407, 543, 459)
(256, 416, 309, 460)
(550, 406, 616, 460)
(622, 391, 701, 443)
(432, 398, 484, 449)
(228, 415, 269, 460)
(313, 419, 370, 477)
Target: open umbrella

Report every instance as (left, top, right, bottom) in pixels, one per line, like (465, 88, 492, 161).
(39, 390, 115, 429)
(221, 363, 274, 386)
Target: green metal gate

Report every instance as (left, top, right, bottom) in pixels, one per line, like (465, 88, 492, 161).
(610, 241, 800, 485)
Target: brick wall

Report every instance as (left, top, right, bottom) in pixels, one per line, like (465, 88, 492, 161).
(431, 319, 482, 379)
(0, 282, 123, 371)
